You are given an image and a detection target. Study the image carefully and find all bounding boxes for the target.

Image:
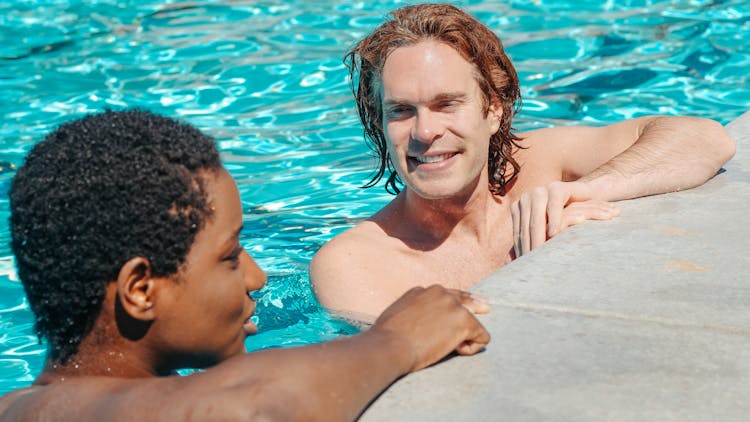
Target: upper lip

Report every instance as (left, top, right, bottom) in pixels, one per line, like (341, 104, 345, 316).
(408, 150, 456, 158)
(408, 151, 457, 163)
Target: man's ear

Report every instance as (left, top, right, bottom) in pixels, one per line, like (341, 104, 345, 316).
(488, 102, 503, 134)
(116, 257, 158, 322)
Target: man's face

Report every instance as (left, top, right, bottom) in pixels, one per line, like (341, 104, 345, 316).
(380, 40, 501, 200)
(152, 167, 266, 368)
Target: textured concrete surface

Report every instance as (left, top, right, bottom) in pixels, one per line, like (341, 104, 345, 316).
(361, 111, 750, 421)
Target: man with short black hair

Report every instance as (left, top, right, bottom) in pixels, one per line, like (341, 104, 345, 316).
(0, 109, 490, 420)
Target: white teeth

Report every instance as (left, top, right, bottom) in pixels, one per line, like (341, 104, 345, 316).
(414, 153, 451, 163)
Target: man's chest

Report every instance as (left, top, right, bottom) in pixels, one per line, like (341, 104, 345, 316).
(388, 231, 513, 290)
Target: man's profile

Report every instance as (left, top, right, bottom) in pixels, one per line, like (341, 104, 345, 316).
(310, 3, 736, 318)
(0, 109, 490, 420)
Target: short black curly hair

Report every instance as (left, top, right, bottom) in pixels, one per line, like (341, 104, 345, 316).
(9, 109, 222, 363)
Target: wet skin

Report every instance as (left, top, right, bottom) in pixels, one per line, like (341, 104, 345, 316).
(145, 167, 267, 368)
(381, 40, 501, 201)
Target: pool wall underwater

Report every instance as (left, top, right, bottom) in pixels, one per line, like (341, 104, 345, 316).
(1, 0, 749, 400)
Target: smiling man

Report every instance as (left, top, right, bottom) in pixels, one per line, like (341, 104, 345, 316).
(0, 110, 490, 420)
(310, 3, 736, 318)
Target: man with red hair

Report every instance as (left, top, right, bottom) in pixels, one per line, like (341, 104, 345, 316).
(311, 3, 735, 318)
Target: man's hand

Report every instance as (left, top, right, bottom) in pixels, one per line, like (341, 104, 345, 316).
(371, 285, 490, 372)
(511, 181, 620, 257)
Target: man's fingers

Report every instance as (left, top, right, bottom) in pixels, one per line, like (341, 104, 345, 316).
(511, 200, 521, 258)
(559, 200, 620, 230)
(530, 187, 548, 251)
(451, 291, 491, 356)
(546, 187, 568, 238)
(455, 332, 490, 356)
(585, 202, 620, 221)
(459, 292, 491, 314)
(437, 289, 491, 356)
(512, 183, 608, 257)
(518, 194, 532, 255)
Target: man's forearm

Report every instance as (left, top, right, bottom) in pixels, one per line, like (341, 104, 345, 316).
(580, 116, 735, 201)
(236, 328, 412, 421)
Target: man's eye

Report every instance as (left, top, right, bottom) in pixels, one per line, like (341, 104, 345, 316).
(436, 100, 458, 110)
(386, 106, 412, 119)
(225, 247, 242, 263)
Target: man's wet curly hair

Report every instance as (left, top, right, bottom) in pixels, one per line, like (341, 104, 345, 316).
(346, 3, 523, 195)
(9, 109, 222, 363)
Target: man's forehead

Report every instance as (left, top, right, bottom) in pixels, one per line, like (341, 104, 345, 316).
(379, 42, 480, 102)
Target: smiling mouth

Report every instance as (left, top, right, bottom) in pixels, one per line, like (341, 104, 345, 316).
(411, 153, 456, 164)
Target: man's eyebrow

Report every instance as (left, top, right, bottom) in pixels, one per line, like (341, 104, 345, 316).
(382, 92, 467, 105)
(383, 97, 407, 106)
(432, 92, 468, 102)
(220, 225, 244, 249)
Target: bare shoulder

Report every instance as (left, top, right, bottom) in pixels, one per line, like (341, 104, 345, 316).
(0, 380, 141, 421)
(0, 378, 181, 421)
(0, 370, 271, 421)
(310, 220, 400, 316)
(0, 386, 42, 421)
(509, 128, 571, 192)
(310, 221, 382, 279)
(515, 118, 651, 184)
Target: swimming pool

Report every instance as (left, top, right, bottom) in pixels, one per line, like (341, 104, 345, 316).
(1, 0, 748, 393)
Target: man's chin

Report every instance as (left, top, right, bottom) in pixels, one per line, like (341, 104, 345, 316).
(408, 184, 462, 200)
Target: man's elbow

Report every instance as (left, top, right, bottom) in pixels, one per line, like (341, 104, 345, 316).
(703, 118, 736, 169)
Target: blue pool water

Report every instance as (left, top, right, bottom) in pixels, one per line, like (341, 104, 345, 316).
(1, 0, 748, 393)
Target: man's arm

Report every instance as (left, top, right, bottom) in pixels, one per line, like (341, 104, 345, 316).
(565, 115, 735, 200)
(511, 116, 736, 255)
(1, 286, 489, 421)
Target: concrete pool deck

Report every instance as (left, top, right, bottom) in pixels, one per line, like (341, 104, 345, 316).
(362, 111, 750, 421)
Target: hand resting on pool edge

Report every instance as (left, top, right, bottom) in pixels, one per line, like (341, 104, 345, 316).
(0, 110, 490, 421)
(310, 3, 736, 319)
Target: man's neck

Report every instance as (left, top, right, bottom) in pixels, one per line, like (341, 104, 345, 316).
(34, 322, 159, 385)
(35, 345, 159, 385)
(383, 181, 506, 250)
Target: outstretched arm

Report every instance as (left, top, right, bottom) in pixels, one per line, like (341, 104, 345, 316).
(2, 286, 490, 421)
(511, 116, 736, 256)
(224, 285, 490, 420)
(571, 115, 735, 201)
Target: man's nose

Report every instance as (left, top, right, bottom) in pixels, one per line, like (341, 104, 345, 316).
(411, 109, 444, 144)
(242, 250, 267, 293)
